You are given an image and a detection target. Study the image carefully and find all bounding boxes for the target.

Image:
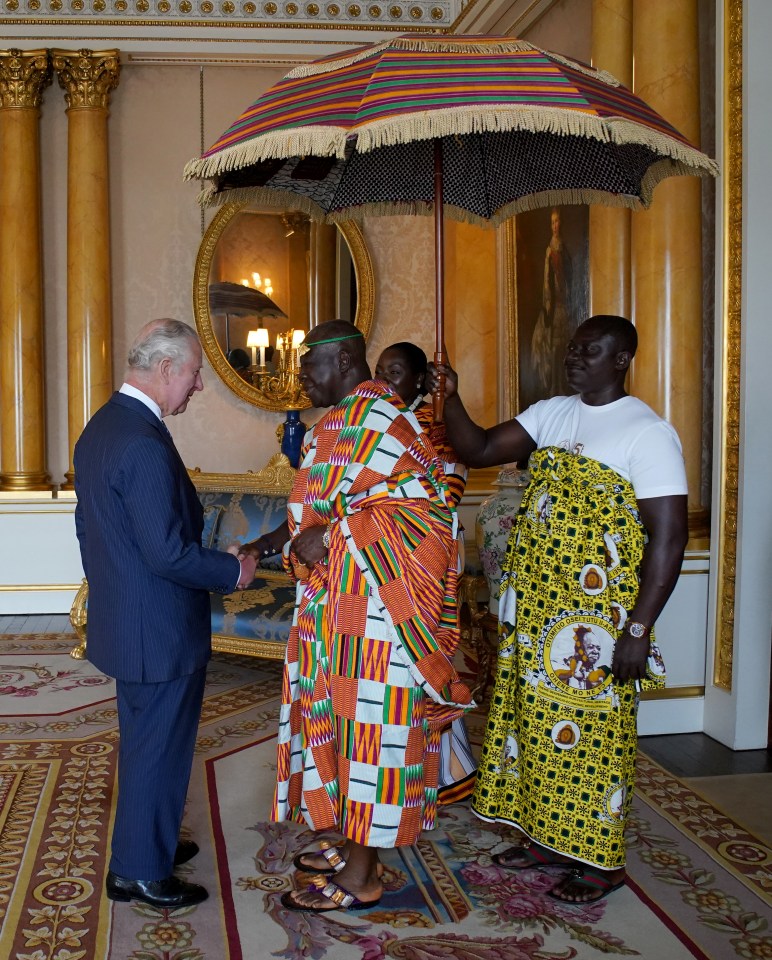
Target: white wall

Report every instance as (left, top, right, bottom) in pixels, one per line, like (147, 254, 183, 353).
(703, 0, 772, 749)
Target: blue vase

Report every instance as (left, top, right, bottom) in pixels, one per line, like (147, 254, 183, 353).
(280, 409, 307, 468)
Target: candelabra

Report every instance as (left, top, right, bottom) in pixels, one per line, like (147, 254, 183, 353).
(248, 327, 307, 407)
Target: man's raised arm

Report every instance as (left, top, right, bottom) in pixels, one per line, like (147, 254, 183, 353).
(427, 360, 537, 469)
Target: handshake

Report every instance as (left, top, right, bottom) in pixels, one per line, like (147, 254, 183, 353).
(226, 545, 257, 591)
(226, 529, 286, 591)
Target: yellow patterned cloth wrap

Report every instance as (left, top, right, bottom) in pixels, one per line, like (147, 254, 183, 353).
(273, 380, 473, 848)
(472, 446, 666, 870)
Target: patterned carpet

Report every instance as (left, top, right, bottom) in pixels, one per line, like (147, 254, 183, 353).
(1, 633, 770, 960)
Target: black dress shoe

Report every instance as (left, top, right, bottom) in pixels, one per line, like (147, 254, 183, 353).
(106, 870, 208, 908)
(174, 840, 200, 866)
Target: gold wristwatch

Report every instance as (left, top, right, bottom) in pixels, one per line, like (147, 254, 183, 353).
(625, 621, 650, 638)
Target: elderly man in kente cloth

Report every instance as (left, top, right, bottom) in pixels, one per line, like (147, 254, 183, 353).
(275, 320, 472, 913)
(428, 315, 688, 904)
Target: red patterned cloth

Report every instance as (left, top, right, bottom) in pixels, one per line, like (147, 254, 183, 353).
(411, 400, 468, 510)
(273, 380, 472, 847)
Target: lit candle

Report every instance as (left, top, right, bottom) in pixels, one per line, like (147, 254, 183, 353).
(252, 271, 261, 288)
(255, 328, 270, 368)
(246, 329, 261, 367)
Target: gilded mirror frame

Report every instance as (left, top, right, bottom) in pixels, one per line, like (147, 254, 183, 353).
(193, 201, 375, 412)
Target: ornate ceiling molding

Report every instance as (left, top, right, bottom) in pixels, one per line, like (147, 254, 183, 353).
(0, 0, 463, 30)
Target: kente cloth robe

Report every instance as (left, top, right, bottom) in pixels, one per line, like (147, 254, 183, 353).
(272, 380, 472, 848)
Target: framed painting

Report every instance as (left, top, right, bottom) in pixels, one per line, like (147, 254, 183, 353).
(508, 205, 590, 413)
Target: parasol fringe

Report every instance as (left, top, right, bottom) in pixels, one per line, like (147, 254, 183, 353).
(389, 36, 534, 56)
(285, 36, 536, 79)
(353, 105, 719, 177)
(184, 126, 349, 182)
(197, 153, 711, 220)
(321, 190, 645, 228)
(321, 170, 707, 229)
(187, 102, 718, 185)
(196, 182, 328, 219)
(531, 44, 622, 87)
(285, 38, 394, 79)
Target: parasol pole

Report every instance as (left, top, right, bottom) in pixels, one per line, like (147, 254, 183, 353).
(432, 139, 446, 423)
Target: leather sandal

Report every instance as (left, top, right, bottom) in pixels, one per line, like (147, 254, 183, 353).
(491, 842, 571, 871)
(548, 866, 626, 902)
(292, 839, 346, 874)
(280, 875, 382, 913)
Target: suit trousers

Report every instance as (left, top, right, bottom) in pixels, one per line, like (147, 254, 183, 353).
(110, 666, 207, 879)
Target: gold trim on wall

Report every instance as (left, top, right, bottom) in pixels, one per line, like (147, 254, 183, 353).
(713, 0, 742, 692)
(640, 685, 706, 702)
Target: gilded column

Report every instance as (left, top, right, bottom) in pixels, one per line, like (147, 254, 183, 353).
(52, 49, 120, 488)
(589, 0, 632, 317)
(0, 50, 53, 492)
(630, 0, 705, 518)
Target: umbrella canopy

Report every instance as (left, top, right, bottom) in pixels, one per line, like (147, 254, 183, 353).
(185, 34, 718, 418)
(186, 34, 717, 224)
(208, 281, 287, 320)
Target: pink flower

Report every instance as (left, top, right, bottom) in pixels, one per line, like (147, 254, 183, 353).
(500, 889, 551, 920)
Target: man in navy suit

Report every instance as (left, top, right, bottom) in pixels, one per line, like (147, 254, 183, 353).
(74, 318, 257, 909)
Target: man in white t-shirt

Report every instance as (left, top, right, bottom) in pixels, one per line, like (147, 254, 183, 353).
(427, 315, 688, 905)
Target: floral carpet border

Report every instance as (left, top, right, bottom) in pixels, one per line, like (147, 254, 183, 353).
(635, 752, 771, 903)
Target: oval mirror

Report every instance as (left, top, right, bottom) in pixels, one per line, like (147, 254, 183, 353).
(193, 201, 374, 411)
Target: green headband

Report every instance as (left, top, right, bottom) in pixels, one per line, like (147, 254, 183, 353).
(299, 331, 363, 356)
(305, 332, 363, 347)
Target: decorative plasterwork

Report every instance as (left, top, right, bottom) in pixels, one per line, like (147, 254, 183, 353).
(0, 0, 461, 29)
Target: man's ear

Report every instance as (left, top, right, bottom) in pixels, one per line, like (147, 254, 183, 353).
(615, 351, 632, 370)
(159, 357, 173, 381)
(338, 349, 351, 373)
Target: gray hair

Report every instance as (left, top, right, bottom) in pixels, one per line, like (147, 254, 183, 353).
(127, 318, 199, 371)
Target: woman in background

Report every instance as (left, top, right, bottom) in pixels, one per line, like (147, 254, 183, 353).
(374, 342, 476, 805)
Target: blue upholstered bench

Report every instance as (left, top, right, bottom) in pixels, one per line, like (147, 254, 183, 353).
(70, 453, 297, 662)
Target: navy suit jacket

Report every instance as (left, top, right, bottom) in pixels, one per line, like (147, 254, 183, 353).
(74, 392, 240, 683)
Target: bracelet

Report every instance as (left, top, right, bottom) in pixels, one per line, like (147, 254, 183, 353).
(322, 528, 331, 549)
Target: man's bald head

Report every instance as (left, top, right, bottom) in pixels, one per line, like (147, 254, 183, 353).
(299, 320, 370, 408)
(303, 320, 367, 363)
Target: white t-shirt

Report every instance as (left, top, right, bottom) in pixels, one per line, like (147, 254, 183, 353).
(515, 394, 688, 500)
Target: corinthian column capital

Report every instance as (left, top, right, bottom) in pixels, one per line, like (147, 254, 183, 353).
(52, 48, 120, 110)
(0, 49, 52, 109)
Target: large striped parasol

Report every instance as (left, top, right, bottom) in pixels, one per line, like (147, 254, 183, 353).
(185, 34, 718, 416)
